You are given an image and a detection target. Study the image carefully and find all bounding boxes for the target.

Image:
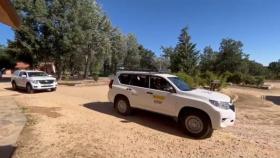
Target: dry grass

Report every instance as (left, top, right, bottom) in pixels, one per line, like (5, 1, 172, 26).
(0, 80, 279, 158)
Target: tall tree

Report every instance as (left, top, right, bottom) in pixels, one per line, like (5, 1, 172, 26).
(268, 59, 280, 78)
(173, 27, 199, 74)
(199, 46, 217, 72)
(161, 46, 175, 71)
(123, 34, 140, 69)
(215, 38, 247, 74)
(0, 45, 15, 69)
(138, 45, 157, 70)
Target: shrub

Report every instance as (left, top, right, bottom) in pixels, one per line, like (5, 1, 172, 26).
(243, 74, 256, 85)
(193, 74, 207, 87)
(92, 72, 99, 81)
(227, 72, 243, 84)
(255, 76, 264, 86)
(174, 72, 195, 87)
(199, 71, 217, 85)
(221, 71, 233, 81)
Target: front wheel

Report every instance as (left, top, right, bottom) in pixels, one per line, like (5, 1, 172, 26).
(114, 96, 131, 116)
(180, 111, 213, 139)
(12, 81, 17, 90)
(51, 88, 56, 92)
(26, 84, 34, 94)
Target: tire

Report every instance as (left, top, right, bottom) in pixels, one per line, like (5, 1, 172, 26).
(12, 81, 17, 90)
(26, 83, 34, 94)
(51, 88, 56, 92)
(180, 110, 213, 139)
(114, 96, 131, 116)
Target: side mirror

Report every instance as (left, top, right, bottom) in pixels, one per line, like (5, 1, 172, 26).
(21, 75, 27, 78)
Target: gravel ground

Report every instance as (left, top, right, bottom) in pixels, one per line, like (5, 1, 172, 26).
(0, 81, 279, 158)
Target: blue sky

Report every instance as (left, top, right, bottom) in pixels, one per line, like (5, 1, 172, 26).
(97, 0, 280, 65)
(1, 0, 280, 65)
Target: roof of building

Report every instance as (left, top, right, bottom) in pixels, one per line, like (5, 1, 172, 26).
(0, 0, 21, 28)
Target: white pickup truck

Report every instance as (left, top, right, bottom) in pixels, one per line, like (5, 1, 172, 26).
(108, 71, 235, 138)
(11, 70, 57, 93)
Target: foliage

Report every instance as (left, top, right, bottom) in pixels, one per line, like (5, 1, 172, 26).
(199, 71, 217, 86)
(227, 72, 243, 84)
(255, 76, 265, 86)
(199, 46, 217, 72)
(215, 39, 247, 74)
(174, 72, 195, 87)
(0, 45, 15, 69)
(6, 0, 278, 84)
(242, 74, 256, 85)
(268, 59, 280, 79)
(165, 27, 199, 74)
(138, 45, 157, 70)
(9, 0, 156, 80)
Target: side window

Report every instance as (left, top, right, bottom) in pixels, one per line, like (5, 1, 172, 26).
(19, 72, 26, 77)
(19, 72, 24, 77)
(118, 74, 131, 85)
(150, 76, 175, 92)
(130, 74, 149, 88)
(13, 71, 20, 76)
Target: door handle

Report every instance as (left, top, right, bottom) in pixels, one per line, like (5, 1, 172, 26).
(146, 91, 153, 95)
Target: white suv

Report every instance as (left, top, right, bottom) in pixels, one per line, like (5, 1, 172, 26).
(11, 70, 57, 93)
(108, 71, 235, 138)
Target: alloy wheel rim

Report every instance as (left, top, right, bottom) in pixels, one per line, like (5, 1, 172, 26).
(185, 115, 203, 134)
(118, 100, 127, 113)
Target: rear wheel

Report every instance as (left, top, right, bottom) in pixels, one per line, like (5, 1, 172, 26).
(12, 81, 17, 90)
(114, 96, 131, 116)
(26, 83, 34, 94)
(180, 111, 213, 139)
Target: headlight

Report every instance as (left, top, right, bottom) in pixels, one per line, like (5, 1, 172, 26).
(209, 100, 230, 110)
(31, 80, 39, 84)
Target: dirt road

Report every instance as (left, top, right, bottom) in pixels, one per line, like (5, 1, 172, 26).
(0, 81, 279, 158)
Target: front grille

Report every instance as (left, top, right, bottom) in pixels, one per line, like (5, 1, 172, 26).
(41, 85, 52, 87)
(39, 80, 54, 84)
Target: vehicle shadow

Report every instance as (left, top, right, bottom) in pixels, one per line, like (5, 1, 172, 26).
(83, 102, 192, 139)
(265, 96, 280, 106)
(0, 145, 16, 158)
(4, 87, 50, 94)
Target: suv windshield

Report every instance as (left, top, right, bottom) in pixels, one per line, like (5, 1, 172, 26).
(28, 72, 48, 77)
(168, 77, 191, 91)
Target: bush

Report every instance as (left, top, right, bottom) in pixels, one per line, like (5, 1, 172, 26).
(221, 71, 232, 81)
(174, 72, 195, 87)
(243, 74, 256, 85)
(199, 71, 217, 85)
(227, 72, 243, 84)
(193, 74, 207, 87)
(92, 72, 99, 81)
(255, 76, 264, 86)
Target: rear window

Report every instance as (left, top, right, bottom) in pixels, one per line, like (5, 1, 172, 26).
(118, 74, 131, 84)
(130, 74, 149, 88)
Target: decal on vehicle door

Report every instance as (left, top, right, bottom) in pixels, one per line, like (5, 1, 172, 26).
(153, 95, 165, 104)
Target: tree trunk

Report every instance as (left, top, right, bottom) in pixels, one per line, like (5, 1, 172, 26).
(83, 53, 91, 79)
(55, 58, 62, 81)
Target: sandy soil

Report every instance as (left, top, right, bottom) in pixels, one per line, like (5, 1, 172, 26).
(0, 80, 279, 158)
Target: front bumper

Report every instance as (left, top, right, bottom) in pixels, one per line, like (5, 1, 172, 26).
(212, 105, 236, 129)
(31, 82, 57, 90)
(220, 108, 235, 128)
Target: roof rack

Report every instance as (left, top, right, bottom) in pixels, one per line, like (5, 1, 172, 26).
(116, 67, 170, 74)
